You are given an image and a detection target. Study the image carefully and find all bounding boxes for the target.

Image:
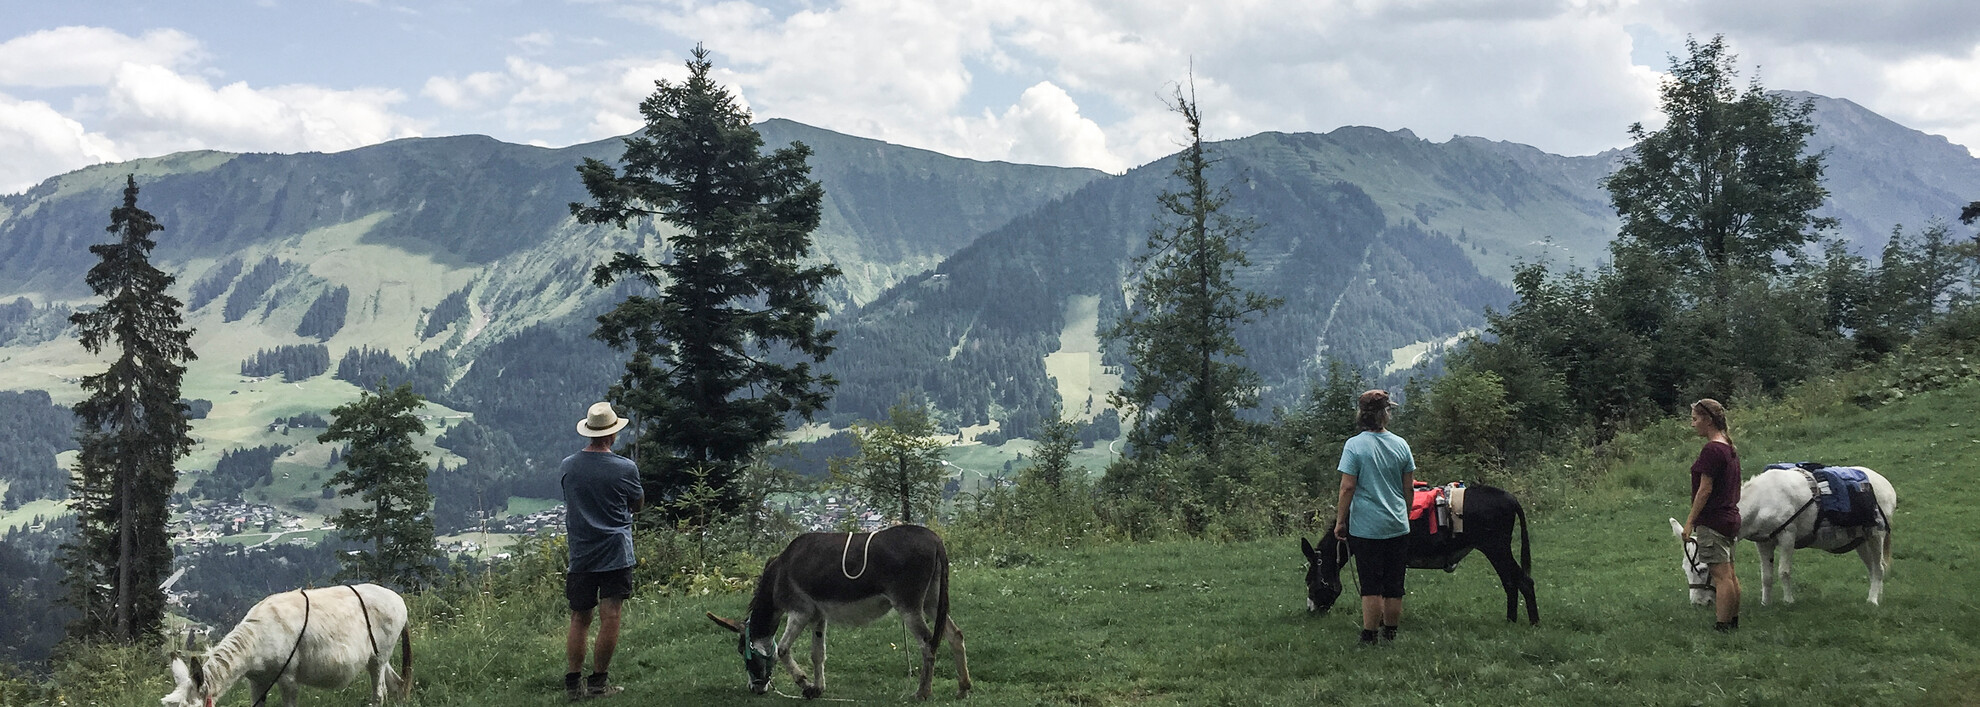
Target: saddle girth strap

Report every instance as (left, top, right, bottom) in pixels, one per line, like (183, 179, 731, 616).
(1762, 470, 1822, 543)
(348, 585, 381, 658)
(251, 588, 311, 707)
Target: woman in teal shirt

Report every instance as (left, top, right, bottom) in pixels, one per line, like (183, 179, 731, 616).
(1332, 389, 1416, 645)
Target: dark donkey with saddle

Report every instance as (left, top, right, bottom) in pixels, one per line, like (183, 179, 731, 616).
(1303, 481, 1539, 624)
(708, 524, 971, 700)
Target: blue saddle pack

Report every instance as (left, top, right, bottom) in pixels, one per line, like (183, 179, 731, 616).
(1810, 467, 1871, 518)
(1767, 462, 1881, 529)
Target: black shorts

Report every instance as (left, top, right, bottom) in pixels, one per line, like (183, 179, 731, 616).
(1348, 534, 1409, 599)
(566, 566, 634, 612)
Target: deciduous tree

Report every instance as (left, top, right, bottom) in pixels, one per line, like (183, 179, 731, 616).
(1603, 35, 1834, 290)
(60, 175, 196, 643)
(572, 45, 840, 517)
(831, 397, 947, 524)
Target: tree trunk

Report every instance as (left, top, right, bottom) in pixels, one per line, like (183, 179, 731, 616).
(897, 454, 911, 524)
(115, 461, 133, 640)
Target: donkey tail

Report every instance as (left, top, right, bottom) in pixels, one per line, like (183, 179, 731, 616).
(1882, 530, 1893, 576)
(931, 544, 951, 653)
(398, 626, 413, 701)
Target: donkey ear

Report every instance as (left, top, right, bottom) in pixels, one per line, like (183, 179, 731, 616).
(1300, 537, 1316, 560)
(170, 654, 191, 684)
(706, 612, 743, 634)
(188, 654, 205, 686)
(1668, 518, 1685, 538)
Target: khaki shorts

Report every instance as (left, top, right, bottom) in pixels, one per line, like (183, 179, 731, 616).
(1694, 526, 1736, 565)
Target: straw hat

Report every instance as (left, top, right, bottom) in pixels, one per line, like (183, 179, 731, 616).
(577, 402, 629, 437)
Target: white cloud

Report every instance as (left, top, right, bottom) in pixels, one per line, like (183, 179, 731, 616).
(0, 26, 425, 193)
(7, 4, 1980, 192)
(98, 63, 420, 156)
(424, 71, 513, 110)
(1872, 45, 1980, 155)
(0, 93, 122, 193)
(0, 26, 202, 88)
(959, 82, 1123, 171)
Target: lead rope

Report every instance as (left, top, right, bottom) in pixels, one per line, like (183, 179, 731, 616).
(250, 589, 310, 707)
(1337, 537, 1362, 598)
(840, 526, 889, 580)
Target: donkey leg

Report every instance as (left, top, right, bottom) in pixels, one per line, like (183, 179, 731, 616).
(1857, 531, 1886, 605)
(896, 609, 938, 700)
(775, 614, 817, 695)
(281, 681, 300, 707)
(1753, 540, 1776, 606)
(372, 652, 391, 706)
(945, 617, 972, 698)
(808, 621, 828, 697)
(1777, 543, 1798, 604)
(1478, 541, 1523, 623)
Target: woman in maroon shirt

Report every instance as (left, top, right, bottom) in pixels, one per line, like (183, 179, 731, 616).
(1684, 398, 1742, 632)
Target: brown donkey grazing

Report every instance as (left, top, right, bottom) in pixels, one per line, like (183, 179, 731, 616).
(709, 524, 971, 700)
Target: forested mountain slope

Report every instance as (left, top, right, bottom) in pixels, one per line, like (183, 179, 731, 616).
(0, 93, 1972, 491)
(823, 130, 1521, 432)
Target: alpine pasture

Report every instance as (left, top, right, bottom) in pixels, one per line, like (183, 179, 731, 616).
(49, 380, 1980, 706)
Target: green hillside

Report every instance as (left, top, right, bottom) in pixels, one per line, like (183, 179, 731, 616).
(34, 376, 1980, 705)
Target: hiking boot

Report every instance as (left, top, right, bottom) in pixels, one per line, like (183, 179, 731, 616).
(586, 673, 624, 698)
(565, 673, 587, 702)
(1381, 625, 1398, 641)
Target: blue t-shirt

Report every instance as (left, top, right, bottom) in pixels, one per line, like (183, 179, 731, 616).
(561, 451, 643, 573)
(1338, 431, 1415, 540)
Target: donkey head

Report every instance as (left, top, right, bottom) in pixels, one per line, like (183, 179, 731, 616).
(1669, 518, 1715, 605)
(160, 653, 208, 707)
(707, 612, 776, 694)
(1301, 536, 1346, 614)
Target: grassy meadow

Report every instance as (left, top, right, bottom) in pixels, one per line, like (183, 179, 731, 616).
(37, 381, 1980, 706)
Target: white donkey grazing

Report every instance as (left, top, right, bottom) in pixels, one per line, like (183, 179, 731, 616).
(1672, 465, 1896, 606)
(162, 583, 412, 707)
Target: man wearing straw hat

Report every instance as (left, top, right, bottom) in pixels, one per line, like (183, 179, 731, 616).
(561, 402, 643, 700)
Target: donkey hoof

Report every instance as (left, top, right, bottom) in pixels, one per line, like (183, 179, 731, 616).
(956, 687, 971, 699)
(802, 685, 822, 699)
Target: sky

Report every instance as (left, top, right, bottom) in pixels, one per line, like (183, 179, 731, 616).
(2, 0, 1978, 195)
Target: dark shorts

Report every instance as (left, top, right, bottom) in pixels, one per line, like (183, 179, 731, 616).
(1349, 534, 1409, 599)
(566, 566, 634, 612)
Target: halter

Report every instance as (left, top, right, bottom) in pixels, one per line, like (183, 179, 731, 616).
(739, 616, 775, 662)
(1681, 537, 1715, 592)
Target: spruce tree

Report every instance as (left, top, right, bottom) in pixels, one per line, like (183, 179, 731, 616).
(60, 175, 196, 643)
(1107, 86, 1282, 459)
(319, 381, 439, 589)
(571, 45, 840, 517)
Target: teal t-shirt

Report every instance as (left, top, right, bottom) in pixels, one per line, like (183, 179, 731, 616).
(1338, 430, 1415, 540)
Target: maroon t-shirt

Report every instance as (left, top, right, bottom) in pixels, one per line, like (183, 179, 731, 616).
(1689, 441, 1741, 537)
